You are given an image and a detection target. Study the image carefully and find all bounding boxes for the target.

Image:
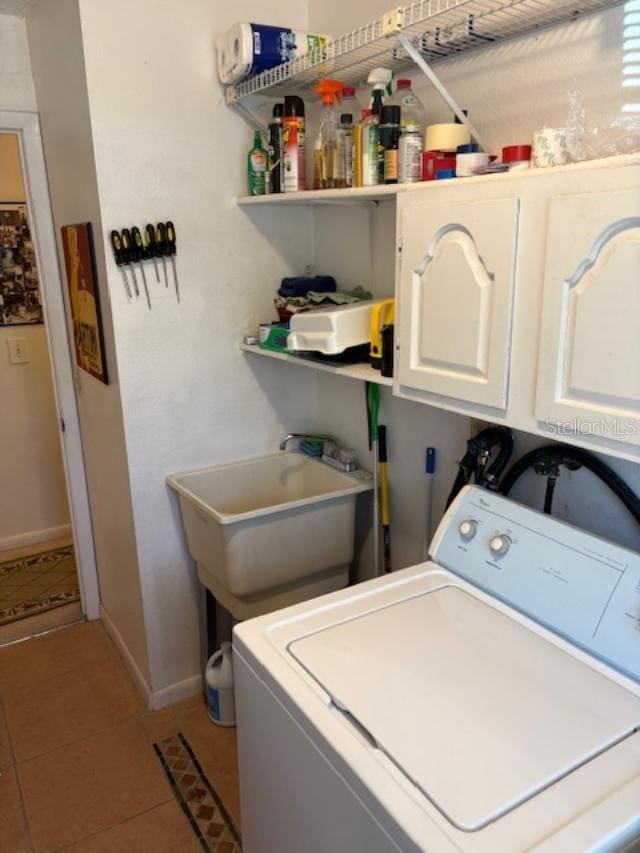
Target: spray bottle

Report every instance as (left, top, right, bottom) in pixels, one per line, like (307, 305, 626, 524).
(283, 95, 306, 192)
(313, 78, 344, 190)
(367, 68, 392, 183)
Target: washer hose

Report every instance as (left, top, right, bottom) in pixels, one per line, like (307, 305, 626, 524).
(446, 427, 514, 508)
(499, 444, 640, 526)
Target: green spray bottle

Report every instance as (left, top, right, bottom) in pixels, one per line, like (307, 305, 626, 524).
(247, 131, 268, 196)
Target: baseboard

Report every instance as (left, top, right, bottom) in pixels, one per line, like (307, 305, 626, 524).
(150, 673, 203, 711)
(0, 523, 72, 554)
(99, 605, 152, 710)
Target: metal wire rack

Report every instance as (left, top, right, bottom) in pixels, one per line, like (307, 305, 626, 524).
(225, 0, 622, 104)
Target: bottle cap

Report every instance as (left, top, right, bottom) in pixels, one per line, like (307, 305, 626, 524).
(340, 113, 353, 124)
(342, 86, 356, 97)
(272, 103, 283, 119)
(396, 79, 411, 89)
(502, 144, 532, 163)
(284, 95, 305, 117)
(361, 108, 373, 119)
(380, 105, 401, 124)
(315, 78, 345, 105)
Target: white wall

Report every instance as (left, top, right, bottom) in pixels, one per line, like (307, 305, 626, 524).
(0, 13, 35, 111)
(27, 0, 151, 685)
(73, 0, 320, 700)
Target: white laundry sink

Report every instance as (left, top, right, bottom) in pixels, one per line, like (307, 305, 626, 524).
(167, 453, 372, 618)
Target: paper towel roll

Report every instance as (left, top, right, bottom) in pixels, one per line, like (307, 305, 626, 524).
(532, 127, 570, 168)
(425, 123, 471, 152)
(456, 152, 490, 176)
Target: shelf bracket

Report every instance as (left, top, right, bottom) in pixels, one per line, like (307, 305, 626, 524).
(229, 99, 269, 132)
(395, 32, 488, 153)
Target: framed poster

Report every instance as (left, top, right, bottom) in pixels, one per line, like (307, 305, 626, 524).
(0, 202, 43, 326)
(61, 222, 109, 384)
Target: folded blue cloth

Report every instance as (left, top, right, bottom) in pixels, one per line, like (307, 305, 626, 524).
(278, 276, 337, 298)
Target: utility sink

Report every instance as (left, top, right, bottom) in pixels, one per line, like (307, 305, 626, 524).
(168, 453, 372, 619)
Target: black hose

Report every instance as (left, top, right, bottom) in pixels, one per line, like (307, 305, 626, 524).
(446, 427, 514, 508)
(543, 476, 557, 515)
(500, 444, 640, 527)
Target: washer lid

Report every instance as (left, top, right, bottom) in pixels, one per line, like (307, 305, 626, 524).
(288, 585, 640, 832)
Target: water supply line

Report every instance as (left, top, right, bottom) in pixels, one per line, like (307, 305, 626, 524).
(500, 444, 640, 526)
(446, 426, 514, 509)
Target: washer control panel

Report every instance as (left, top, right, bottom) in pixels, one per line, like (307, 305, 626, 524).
(432, 486, 640, 683)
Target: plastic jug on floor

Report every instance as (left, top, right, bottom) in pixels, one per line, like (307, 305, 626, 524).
(205, 642, 236, 727)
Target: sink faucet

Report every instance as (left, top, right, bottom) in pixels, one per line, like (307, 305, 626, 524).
(279, 433, 337, 452)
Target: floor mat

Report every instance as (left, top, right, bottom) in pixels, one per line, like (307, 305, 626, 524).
(154, 732, 242, 852)
(0, 545, 80, 626)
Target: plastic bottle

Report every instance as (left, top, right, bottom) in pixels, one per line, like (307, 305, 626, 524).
(283, 95, 306, 192)
(313, 78, 344, 190)
(335, 113, 354, 188)
(341, 85, 359, 115)
(367, 70, 391, 183)
(380, 105, 401, 184)
(205, 642, 236, 727)
(399, 124, 423, 183)
(267, 103, 283, 194)
(247, 131, 267, 195)
(388, 79, 427, 131)
(360, 108, 380, 187)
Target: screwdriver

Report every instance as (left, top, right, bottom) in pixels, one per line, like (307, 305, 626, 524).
(131, 226, 151, 310)
(144, 223, 160, 283)
(156, 222, 169, 288)
(166, 220, 180, 303)
(120, 228, 139, 298)
(110, 230, 132, 301)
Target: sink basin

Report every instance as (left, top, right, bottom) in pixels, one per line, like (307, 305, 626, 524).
(167, 453, 372, 616)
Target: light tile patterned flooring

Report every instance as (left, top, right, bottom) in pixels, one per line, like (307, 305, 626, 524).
(0, 621, 241, 852)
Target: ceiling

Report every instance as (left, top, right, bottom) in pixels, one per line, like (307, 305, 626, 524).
(0, 0, 36, 16)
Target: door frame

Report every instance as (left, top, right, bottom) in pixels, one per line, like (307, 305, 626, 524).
(1, 110, 100, 620)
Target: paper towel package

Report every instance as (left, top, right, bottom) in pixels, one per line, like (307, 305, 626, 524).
(216, 23, 331, 85)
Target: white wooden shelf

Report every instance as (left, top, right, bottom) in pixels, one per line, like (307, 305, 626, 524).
(239, 342, 393, 386)
(236, 155, 640, 206)
(225, 0, 622, 104)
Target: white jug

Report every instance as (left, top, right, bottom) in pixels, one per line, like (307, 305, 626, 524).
(205, 641, 236, 727)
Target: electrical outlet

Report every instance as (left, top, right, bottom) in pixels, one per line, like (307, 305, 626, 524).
(7, 337, 28, 364)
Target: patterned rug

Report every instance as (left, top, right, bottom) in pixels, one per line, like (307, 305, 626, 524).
(154, 732, 242, 852)
(0, 545, 80, 626)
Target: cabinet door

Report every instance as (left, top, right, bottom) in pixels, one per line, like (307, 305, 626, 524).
(535, 190, 640, 447)
(397, 197, 519, 409)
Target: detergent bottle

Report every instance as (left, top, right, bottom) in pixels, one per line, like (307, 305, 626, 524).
(205, 642, 236, 727)
(313, 79, 344, 190)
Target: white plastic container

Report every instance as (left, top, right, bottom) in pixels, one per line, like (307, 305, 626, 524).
(287, 299, 384, 355)
(205, 642, 236, 727)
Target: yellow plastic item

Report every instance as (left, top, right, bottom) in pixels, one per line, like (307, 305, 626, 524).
(370, 298, 395, 368)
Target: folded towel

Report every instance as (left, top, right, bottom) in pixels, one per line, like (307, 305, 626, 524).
(278, 276, 337, 298)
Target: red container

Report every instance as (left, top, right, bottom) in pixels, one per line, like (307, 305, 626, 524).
(502, 145, 532, 164)
(422, 153, 457, 181)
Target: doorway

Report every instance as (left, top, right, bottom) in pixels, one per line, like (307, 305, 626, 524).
(0, 112, 99, 643)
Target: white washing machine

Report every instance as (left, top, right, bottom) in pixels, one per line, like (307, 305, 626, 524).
(233, 486, 640, 852)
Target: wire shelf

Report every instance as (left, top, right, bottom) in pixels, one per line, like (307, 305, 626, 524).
(225, 0, 622, 103)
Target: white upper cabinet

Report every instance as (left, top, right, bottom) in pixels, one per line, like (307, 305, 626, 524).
(396, 196, 519, 410)
(535, 189, 640, 448)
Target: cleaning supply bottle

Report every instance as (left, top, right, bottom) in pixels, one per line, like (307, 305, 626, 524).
(313, 78, 344, 190)
(267, 103, 283, 194)
(247, 131, 267, 196)
(205, 642, 236, 727)
(380, 105, 401, 184)
(360, 108, 380, 187)
(399, 122, 423, 183)
(335, 113, 354, 188)
(367, 68, 391, 182)
(341, 85, 359, 116)
(283, 95, 306, 192)
(388, 79, 427, 131)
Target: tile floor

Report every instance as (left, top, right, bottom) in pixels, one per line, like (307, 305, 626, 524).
(0, 620, 241, 852)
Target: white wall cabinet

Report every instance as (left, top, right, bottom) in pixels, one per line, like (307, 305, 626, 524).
(535, 189, 640, 448)
(396, 197, 519, 410)
(394, 156, 640, 462)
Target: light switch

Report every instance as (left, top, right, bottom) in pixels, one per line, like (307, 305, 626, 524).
(7, 337, 29, 364)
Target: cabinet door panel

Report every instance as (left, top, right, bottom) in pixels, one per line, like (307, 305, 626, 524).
(398, 198, 519, 409)
(535, 191, 640, 447)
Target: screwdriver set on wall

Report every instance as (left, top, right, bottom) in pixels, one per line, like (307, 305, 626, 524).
(110, 221, 180, 309)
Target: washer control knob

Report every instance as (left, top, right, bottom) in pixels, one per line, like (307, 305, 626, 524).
(489, 534, 511, 557)
(458, 519, 478, 542)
